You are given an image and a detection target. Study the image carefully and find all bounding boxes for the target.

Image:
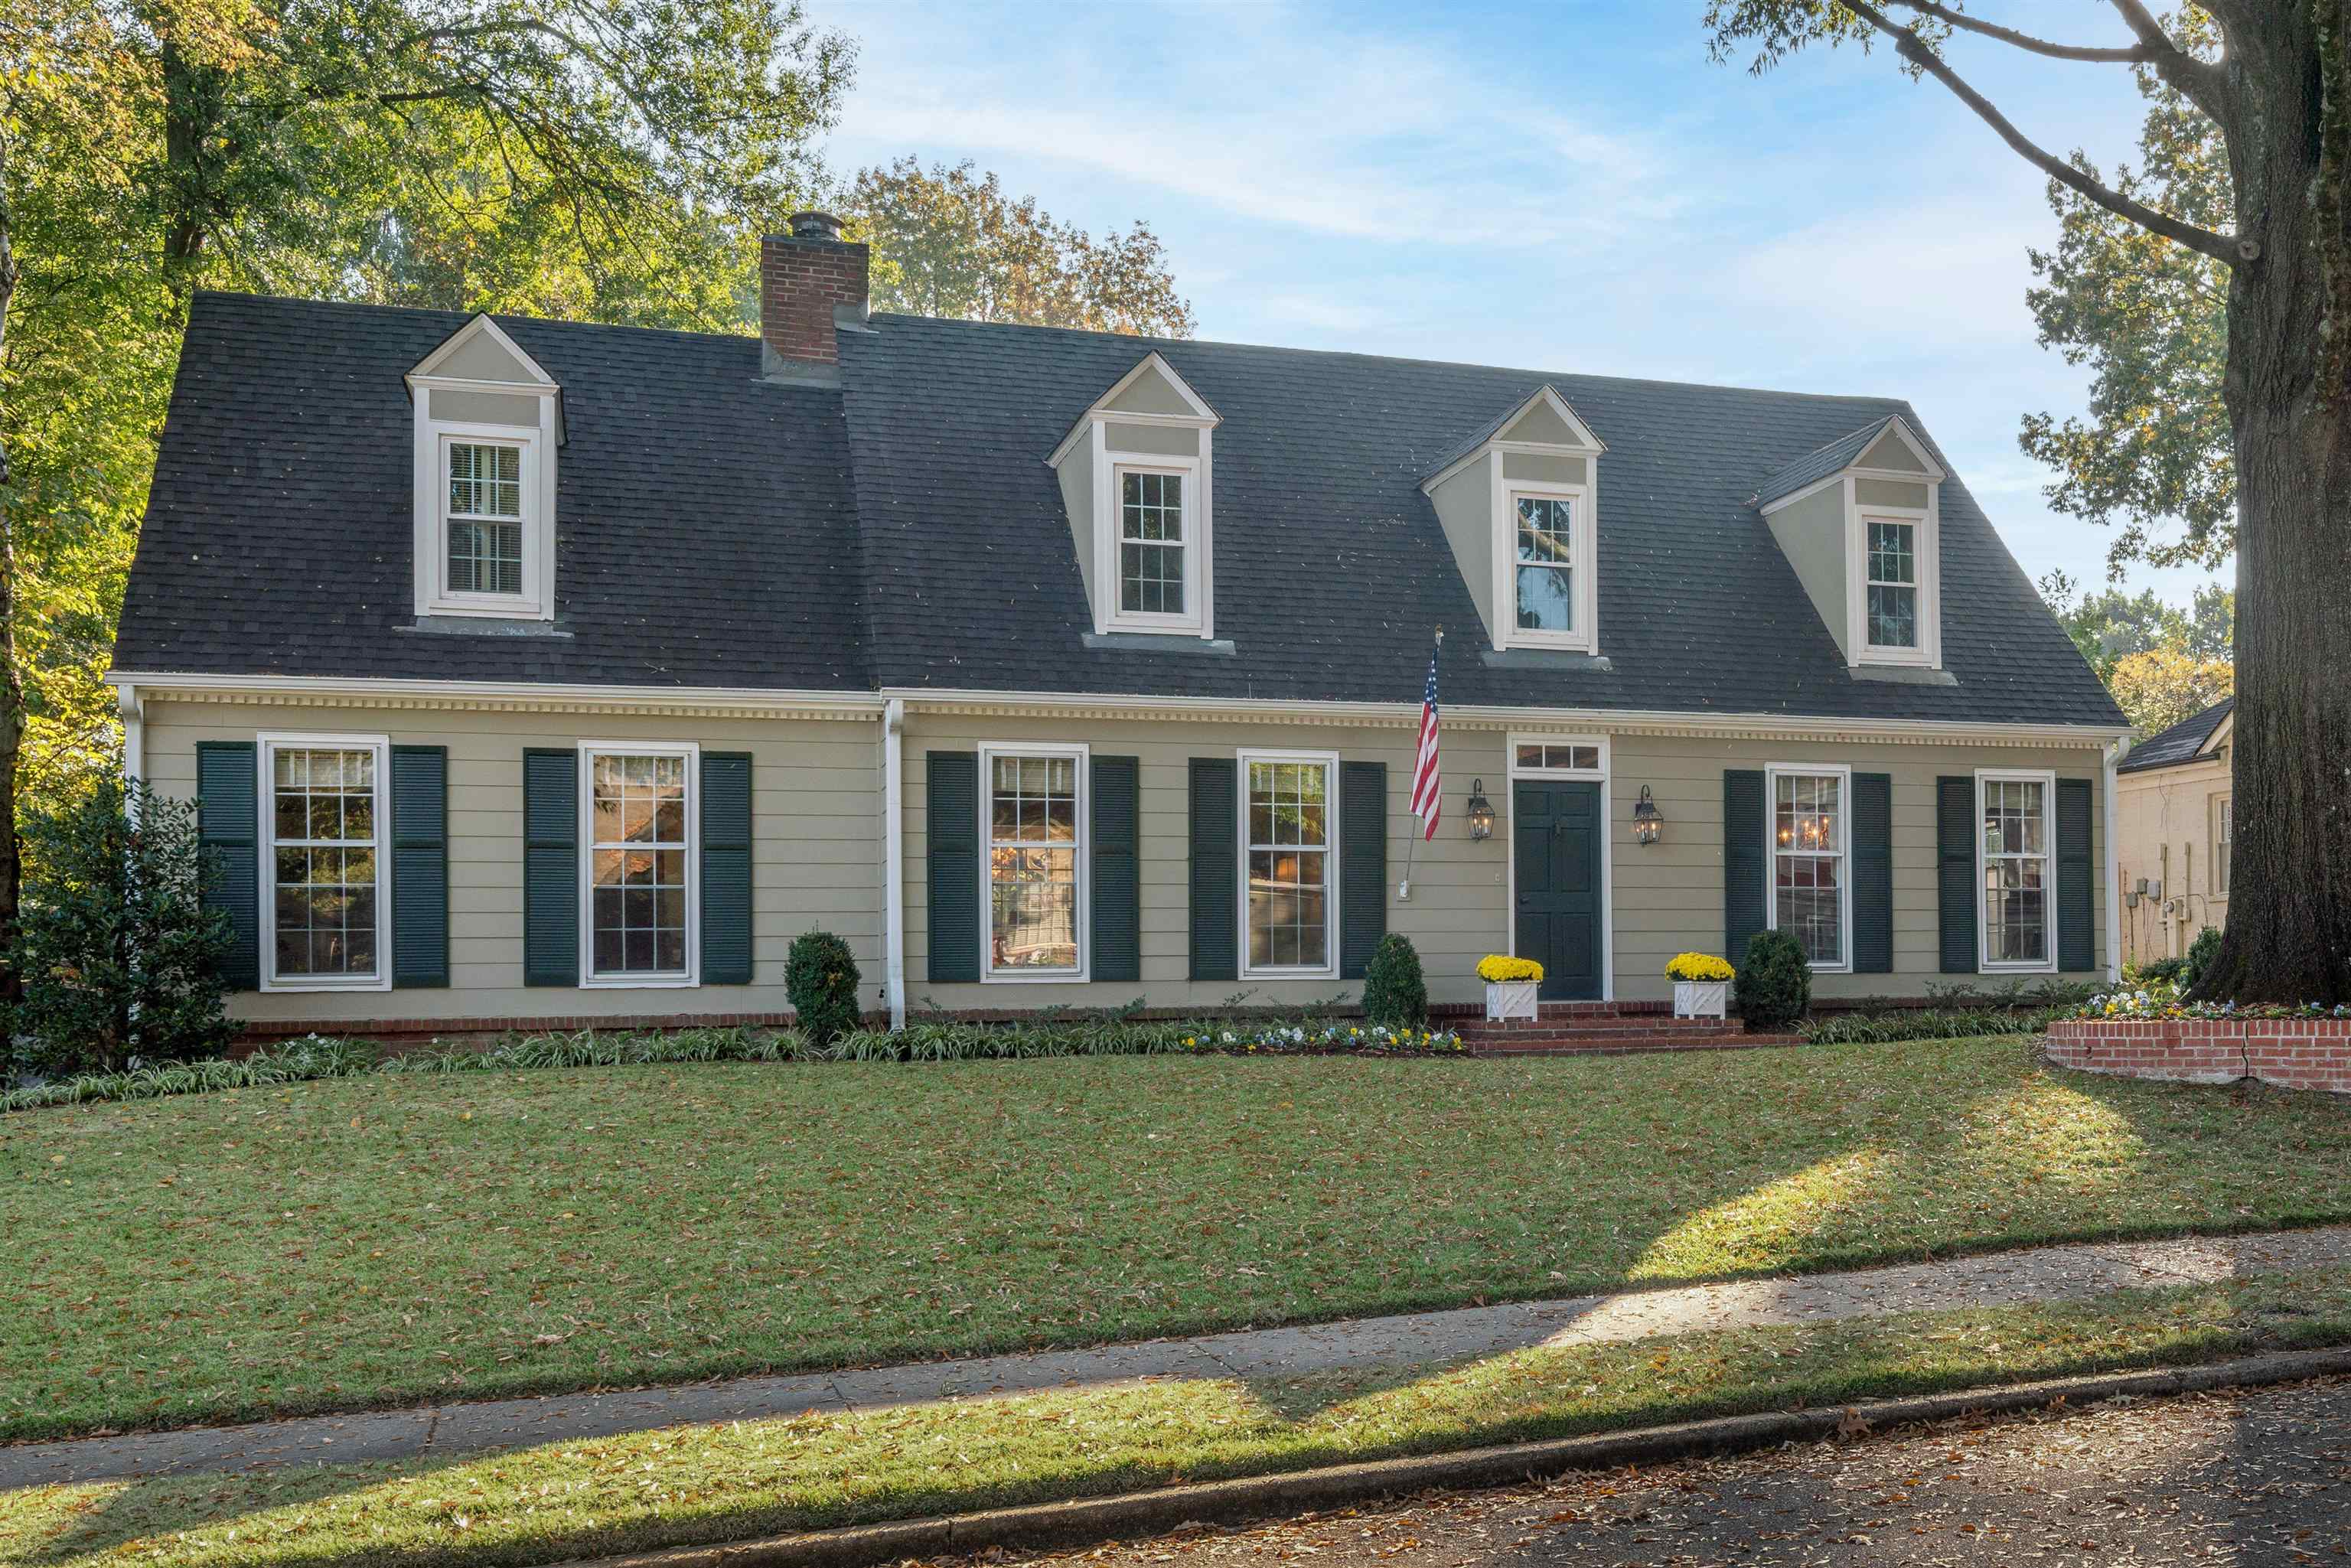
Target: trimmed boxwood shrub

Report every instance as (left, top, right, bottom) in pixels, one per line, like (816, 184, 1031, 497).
(1361, 934, 1429, 1030)
(785, 930, 862, 1047)
(2182, 924, 2224, 992)
(1734, 929, 1811, 1032)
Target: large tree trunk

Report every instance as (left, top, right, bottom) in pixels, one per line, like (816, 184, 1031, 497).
(0, 128, 21, 1009)
(2190, 8, 2351, 1006)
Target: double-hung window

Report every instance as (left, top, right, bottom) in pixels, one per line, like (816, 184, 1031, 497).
(1978, 771, 2055, 970)
(1768, 765, 1848, 970)
(581, 742, 698, 986)
(2212, 794, 2232, 897)
(1115, 465, 1194, 623)
(1241, 751, 1336, 976)
(262, 734, 390, 991)
(447, 440, 524, 595)
(1864, 517, 1919, 650)
(1511, 490, 1583, 641)
(983, 745, 1087, 980)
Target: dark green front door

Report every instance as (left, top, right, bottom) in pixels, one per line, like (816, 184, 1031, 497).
(1513, 781, 1602, 1001)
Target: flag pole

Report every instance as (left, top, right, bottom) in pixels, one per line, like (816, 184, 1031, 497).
(1400, 626, 1441, 901)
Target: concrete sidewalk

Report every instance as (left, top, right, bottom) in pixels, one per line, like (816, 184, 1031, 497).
(7, 1224, 2346, 1491)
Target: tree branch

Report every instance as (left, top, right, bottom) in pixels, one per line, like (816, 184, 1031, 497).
(1837, 2, 2245, 266)
(1890, 2, 2150, 64)
(2106, 0, 2232, 121)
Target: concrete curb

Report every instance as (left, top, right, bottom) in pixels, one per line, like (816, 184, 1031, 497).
(564, 1345, 2351, 1568)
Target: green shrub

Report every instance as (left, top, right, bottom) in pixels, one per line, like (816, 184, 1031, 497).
(1734, 929, 1811, 1032)
(785, 930, 863, 1047)
(11, 772, 233, 1076)
(1803, 1006, 2066, 1045)
(1361, 934, 1429, 1029)
(2182, 925, 2224, 992)
(2131, 956, 2191, 986)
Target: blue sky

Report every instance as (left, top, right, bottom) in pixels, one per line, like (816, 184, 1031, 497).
(820, 0, 2225, 607)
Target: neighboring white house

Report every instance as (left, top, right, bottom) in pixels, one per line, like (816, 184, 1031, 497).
(2115, 698, 2234, 965)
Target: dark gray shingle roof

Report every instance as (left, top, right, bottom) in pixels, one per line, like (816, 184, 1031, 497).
(114, 292, 870, 689)
(1751, 417, 1896, 507)
(117, 294, 2124, 730)
(2118, 698, 2234, 772)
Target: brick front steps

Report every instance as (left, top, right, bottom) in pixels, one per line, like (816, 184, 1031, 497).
(2045, 1017, 2351, 1094)
(1456, 1001, 1803, 1057)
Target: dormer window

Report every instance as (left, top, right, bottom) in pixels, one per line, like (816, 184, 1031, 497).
(406, 314, 562, 622)
(1753, 414, 1945, 670)
(1420, 384, 1605, 655)
(1047, 353, 1220, 641)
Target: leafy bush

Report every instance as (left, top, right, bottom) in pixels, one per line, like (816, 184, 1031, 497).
(1361, 934, 1429, 1029)
(11, 773, 233, 1075)
(785, 930, 863, 1047)
(1804, 1006, 2069, 1045)
(2130, 956, 2191, 986)
(2183, 924, 2224, 991)
(1734, 929, 1811, 1031)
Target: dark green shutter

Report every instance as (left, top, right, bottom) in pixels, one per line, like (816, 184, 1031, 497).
(1937, 775, 1979, 973)
(927, 751, 980, 983)
(1723, 770, 1765, 967)
(1090, 756, 1140, 983)
(2056, 777, 2095, 973)
(1850, 772, 1893, 975)
(390, 745, 449, 988)
(1339, 761, 1387, 980)
(700, 751, 754, 985)
(1189, 757, 1238, 982)
(197, 741, 259, 991)
(523, 748, 579, 986)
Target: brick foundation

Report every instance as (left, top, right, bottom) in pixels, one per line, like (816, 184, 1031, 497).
(2043, 1018, 2351, 1094)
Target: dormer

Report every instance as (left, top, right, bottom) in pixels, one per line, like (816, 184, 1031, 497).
(1046, 353, 1221, 641)
(1753, 415, 1946, 670)
(406, 315, 563, 622)
(1420, 386, 1607, 655)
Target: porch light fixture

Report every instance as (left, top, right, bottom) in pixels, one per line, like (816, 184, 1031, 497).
(1466, 780, 1495, 841)
(1632, 785, 1663, 847)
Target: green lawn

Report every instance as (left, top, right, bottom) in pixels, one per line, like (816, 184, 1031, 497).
(8, 1267, 2350, 1568)
(4, 1037, 2349, 1442)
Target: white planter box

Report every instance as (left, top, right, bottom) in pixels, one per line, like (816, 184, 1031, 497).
(1674, 980, 1729, 1019)
(1484, 980, 1540, 1022)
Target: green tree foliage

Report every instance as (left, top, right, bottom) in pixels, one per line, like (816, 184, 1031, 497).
(1733, 928, 1810, 1032)
(784, 929, 861, 1046)
(2107, 644, 2234, 735)
(1361, 933, 1428, 1031)
(2037, 571, 2234, 732)
(2017, 11, 2232, 575)
(11, 770, 233, 1074)
(844, 158, 1195, 337)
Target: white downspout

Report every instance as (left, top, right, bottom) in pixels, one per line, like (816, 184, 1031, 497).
(2103, 735, 2128, 983)
(119, 683, 144, 820)
(883, 697, 907, 1031)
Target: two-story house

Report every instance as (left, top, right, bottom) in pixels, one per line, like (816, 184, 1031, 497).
(110, 214, 2128, 1036)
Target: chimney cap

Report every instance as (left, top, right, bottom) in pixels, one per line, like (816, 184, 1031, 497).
(787, 210, 846, 242)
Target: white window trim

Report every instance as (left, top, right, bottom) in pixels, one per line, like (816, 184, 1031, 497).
(979, 741, 1091, 984)
(1976, 767, 2059, 974)
(1850, 492, 1938, 666)
(1495, 478, 1598, 653)
(258, 732, 393, 994)
(1099, 450, 1208, 637)
(577, 739, 701, 989)
(1237, 748, 1341, 982)
(1765, 761, 1854, 974)
(1504, 732, 1614, 1002)
(408, 320, 559, 622)
(2212, 793, 2232, 898)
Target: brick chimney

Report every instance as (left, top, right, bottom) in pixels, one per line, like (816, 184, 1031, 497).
(760, 212, 869, 382)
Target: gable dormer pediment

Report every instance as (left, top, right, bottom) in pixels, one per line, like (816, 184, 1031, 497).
(1754, 415, 1945, 671)
(406, 315, 562, 622)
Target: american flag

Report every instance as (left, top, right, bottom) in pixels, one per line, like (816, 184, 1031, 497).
(1410, 634, 1443, 841)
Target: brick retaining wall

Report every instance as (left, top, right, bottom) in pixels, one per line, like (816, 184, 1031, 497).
(2043, 1018, 2351, 1094)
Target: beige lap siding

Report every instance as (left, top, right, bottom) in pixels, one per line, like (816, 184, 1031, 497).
(902, 713, 1513, 1011)
(1609, 734, 2106, 1002)
(139, 699, 885, 1023)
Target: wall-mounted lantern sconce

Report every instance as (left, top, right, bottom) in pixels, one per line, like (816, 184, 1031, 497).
(1632, 784, 1664, 846)
(1466, 779, 1495, 841)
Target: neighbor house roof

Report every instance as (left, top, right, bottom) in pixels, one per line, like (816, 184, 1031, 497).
(116, 292, 2125, 731)
(2118, 698, 2235, 774)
